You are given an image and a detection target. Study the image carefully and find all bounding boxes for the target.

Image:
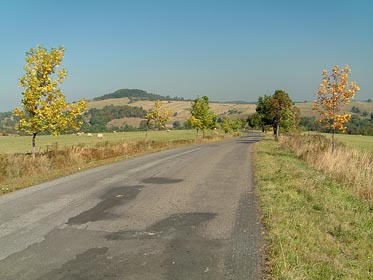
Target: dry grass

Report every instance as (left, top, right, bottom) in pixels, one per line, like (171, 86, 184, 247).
(278, 134, 373, 199)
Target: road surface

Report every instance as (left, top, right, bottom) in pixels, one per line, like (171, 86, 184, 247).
(0, 132, 263, 280)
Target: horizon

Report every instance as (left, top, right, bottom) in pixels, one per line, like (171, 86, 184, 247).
(1, 0, 372, 112)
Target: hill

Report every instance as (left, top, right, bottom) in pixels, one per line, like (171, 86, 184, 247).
(92, 88, 186, 102)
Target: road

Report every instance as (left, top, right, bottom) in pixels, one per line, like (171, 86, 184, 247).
(0, 132, 263, 280)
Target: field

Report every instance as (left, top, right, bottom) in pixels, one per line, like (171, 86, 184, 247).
(329, 133, 373, 152)
(0, 130, 207, 154)
(305, 132, 373, 152)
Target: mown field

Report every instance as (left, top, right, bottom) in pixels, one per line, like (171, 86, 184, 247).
(0, 130, 205, 154)
(254, 133, 373, 279)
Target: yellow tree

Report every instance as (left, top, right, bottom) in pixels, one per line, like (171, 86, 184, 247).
(13, 45, 87, 155)
(145, 100, 172, 138)
(312, 65, 360, 151)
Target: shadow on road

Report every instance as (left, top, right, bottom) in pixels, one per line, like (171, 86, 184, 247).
(235, 132, 263, 144)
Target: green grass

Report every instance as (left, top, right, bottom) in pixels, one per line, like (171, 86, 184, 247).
(0, 130, 207, 154)
(306, 132, 373, 152)
(332, 134, 373, 152)
(254, 138, 373, 279)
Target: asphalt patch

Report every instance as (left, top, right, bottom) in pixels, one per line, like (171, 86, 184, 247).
(67, 185, 143, 225)
(142, 177, 183, 185)
(37, 247, 115, 280)
(106, 212, 225, 280)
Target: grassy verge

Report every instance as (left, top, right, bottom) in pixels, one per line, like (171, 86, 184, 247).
(254, 138, 373, 279)
(0, 132, 230, 195)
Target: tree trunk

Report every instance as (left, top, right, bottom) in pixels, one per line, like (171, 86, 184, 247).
(276, 123, 280, 140)
(196, 129, 199, 139)
(202, 129, 205, 139)
(331, 129, 335, 153)
(32, 133, 37, 158)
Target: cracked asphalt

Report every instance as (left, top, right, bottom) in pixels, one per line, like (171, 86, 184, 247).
(0, 132, 263, 280)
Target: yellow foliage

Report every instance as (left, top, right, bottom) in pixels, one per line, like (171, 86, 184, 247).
(146, 100, 172, 129)
(13, 45, 87, 138)
(312, 65, 360, 133)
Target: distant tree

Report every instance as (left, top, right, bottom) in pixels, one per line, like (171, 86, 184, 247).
(13, 45, 87, 155)
(172, 120, 182, 129)
(299, 116, 319, 131)
(254, 95, 272, 132)
(188, 96, 217, 138)
(312, 65, 360, 151)
(351, 106, 360, 113)
(247, 113, 262, 130)
(221, 117, 242, 134)
(269, 90, 295, 139)
(145, 100, 172, 137)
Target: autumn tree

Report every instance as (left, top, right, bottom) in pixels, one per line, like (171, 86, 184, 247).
(312, 65, 360, 151)
(269, 90, 295, 139)
(13, 45, 87, 155)
(188, 96, 217, 138)
(145, 100, 172, 137)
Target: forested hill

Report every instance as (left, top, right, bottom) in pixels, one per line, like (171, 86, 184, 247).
(93, 88, 186, 102)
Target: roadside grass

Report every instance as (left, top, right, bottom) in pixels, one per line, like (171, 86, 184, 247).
(254, 137, 373, 279)
(279, 134, 373, 199)
(0, 130, 206, 154)
(0, 130, 229, 195)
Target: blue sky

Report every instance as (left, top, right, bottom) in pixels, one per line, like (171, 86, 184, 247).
(1, 0, 372, 111)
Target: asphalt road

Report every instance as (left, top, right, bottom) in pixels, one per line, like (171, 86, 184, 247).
(0, 132, 263, 280)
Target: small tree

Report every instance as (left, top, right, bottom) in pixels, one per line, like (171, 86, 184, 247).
(13, 45, 87, 155)
(269, 90, 295, 139)
(145, 100, 172, 138)
(312, 65, 360, 151)
(188, 96, 217, 138)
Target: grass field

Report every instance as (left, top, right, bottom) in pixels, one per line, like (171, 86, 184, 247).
(329, 133, 373, 152)
(254, 138, 373, 279)
(0, 130, 207, 154)
(305, 132, 373, 152)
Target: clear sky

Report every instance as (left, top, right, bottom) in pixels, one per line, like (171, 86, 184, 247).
(1, 0, 372, 112)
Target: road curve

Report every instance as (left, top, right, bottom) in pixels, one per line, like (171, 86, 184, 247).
(0, 132, 263, 280)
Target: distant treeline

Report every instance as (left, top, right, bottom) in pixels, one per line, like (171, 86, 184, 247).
(299, 115, 373, 136)
(81, 105, 147, 133)
(93, 88, 187, 102)
(0, 111, 18, 134)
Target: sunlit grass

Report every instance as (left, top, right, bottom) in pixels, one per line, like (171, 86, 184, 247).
(254, 137, 373, 279)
